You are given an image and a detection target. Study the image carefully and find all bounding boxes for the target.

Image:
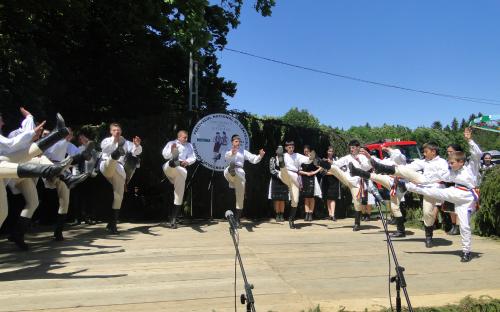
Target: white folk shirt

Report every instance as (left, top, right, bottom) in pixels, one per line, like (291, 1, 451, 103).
(372, 148, 407, 166)
(387, 148, 407, 165)
(8, 115, 35, 139)
(1, 115, 35, 156)
(442, 140, 482, 189)
(224, 149, 262, 181)
(333, 153, 372, 186)
(45, 139, 80, 162)
(282, 152, 311, 173)
(406, 155, 449, 185)
(100, 136, 142, 166)
(162, 140, 196, 165)
(0, 132, 35, 156)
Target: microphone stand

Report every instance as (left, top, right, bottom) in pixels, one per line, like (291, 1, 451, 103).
(228, 226, 256, 312)
(370, 188, 413, 312)
(207, 164, 216, 220)
(185, 162, 201, 218)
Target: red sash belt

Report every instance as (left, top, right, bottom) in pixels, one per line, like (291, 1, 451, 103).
(390, 177, 399, 197)
(455, 185, 480, 209)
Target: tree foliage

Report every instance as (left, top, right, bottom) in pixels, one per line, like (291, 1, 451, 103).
(431, 121, 442, 130)
(0, 0, 275, 128)
(473, 166, 500, 236)
(281, 107, 320, 129)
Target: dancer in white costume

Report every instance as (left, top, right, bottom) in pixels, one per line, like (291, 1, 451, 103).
(161, 130, 196, 229)
(100, 123, 142, 234)
(223, 134, 264, 228)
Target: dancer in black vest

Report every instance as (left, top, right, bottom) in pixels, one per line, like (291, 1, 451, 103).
(321, 146, 341, 221)
(269, 153, 289, 222)
(299, 145, 322, 221)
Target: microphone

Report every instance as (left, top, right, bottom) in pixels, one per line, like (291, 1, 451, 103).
(225, 210, 239, 231)
(368, 184, 384, 203)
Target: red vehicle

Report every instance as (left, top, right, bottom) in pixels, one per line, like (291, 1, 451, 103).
(366, 140, 421, 162)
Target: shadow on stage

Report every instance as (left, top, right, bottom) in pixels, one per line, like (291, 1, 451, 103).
(0, 225, 128, 282)
(404, 249, 483, 260)
(360, 230, 416, 236)
(332, 224, 381, 230)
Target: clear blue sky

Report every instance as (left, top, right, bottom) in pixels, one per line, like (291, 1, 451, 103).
(216, 1, 500, 129)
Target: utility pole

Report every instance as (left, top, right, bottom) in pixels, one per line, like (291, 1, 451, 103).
(188, 38, 199, 111)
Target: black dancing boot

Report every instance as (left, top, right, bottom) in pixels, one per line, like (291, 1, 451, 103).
(348, 163, 371, 179)
(54, 214, 66, 241)
(170, 205, 181, 229)
(71, 141, 96, 165)
(460, 252, 471, 263)
(390, 217, 406, 238)
(353, 211, 361, 231)
(289, 207, 297, 229)
(236, 209, 243, 229)
(59, 171, 90, 189)
(370, 159, 396, 175)
(424, 226, 433, 248)
(276, 146, 285, 168)
(17, 157, 72, 180)
(317, 159, 332, 171)
(106, 210, 120, 234)
(169, 145, 180, 168)
(10, 217, 31, 251)
(35, 113, 69, 151)
(228, 161, 236, 177)
(110, 140, 126, 160)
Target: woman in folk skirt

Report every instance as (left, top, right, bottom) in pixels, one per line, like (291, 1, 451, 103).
(299, 145, 322, 221)
(269, 153, 289, 222)
(321, 146, 341, 221)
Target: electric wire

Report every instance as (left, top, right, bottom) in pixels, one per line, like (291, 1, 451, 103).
(224, 48, 500, 106)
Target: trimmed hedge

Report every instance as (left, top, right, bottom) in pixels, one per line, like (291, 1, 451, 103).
(473, 166, 500, 236)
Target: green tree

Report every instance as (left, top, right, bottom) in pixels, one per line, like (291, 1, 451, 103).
(451, 118, 459, 131)
(346, 124, 412, 144)
(0, 0, 276, 127)
(474, 166, 500, 236)
(431, 121, 443, 130)
(459, 118, 468, 130)
(281, 107, 320, 129)
(410, 127, 454, 151)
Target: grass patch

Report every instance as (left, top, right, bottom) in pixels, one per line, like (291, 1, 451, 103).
(294, 296, 500, 312)
(376, 295, 500, 312)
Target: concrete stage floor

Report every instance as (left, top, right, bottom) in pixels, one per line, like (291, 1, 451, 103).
(1, 217, 499, 312)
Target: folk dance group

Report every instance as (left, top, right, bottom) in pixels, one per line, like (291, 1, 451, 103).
(0, 109, 142, 249)
(165, 127, 484, 262)
(0, 109, 487, 263)
(272, 128, 482, 263)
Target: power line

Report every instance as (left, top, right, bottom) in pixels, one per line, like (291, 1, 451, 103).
(224, 48, 500, 107)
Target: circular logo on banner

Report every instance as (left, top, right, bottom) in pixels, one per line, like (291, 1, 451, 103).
(191, 114, 250, 171)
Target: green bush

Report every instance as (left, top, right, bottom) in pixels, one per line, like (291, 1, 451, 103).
(473, 166, 500, 236)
